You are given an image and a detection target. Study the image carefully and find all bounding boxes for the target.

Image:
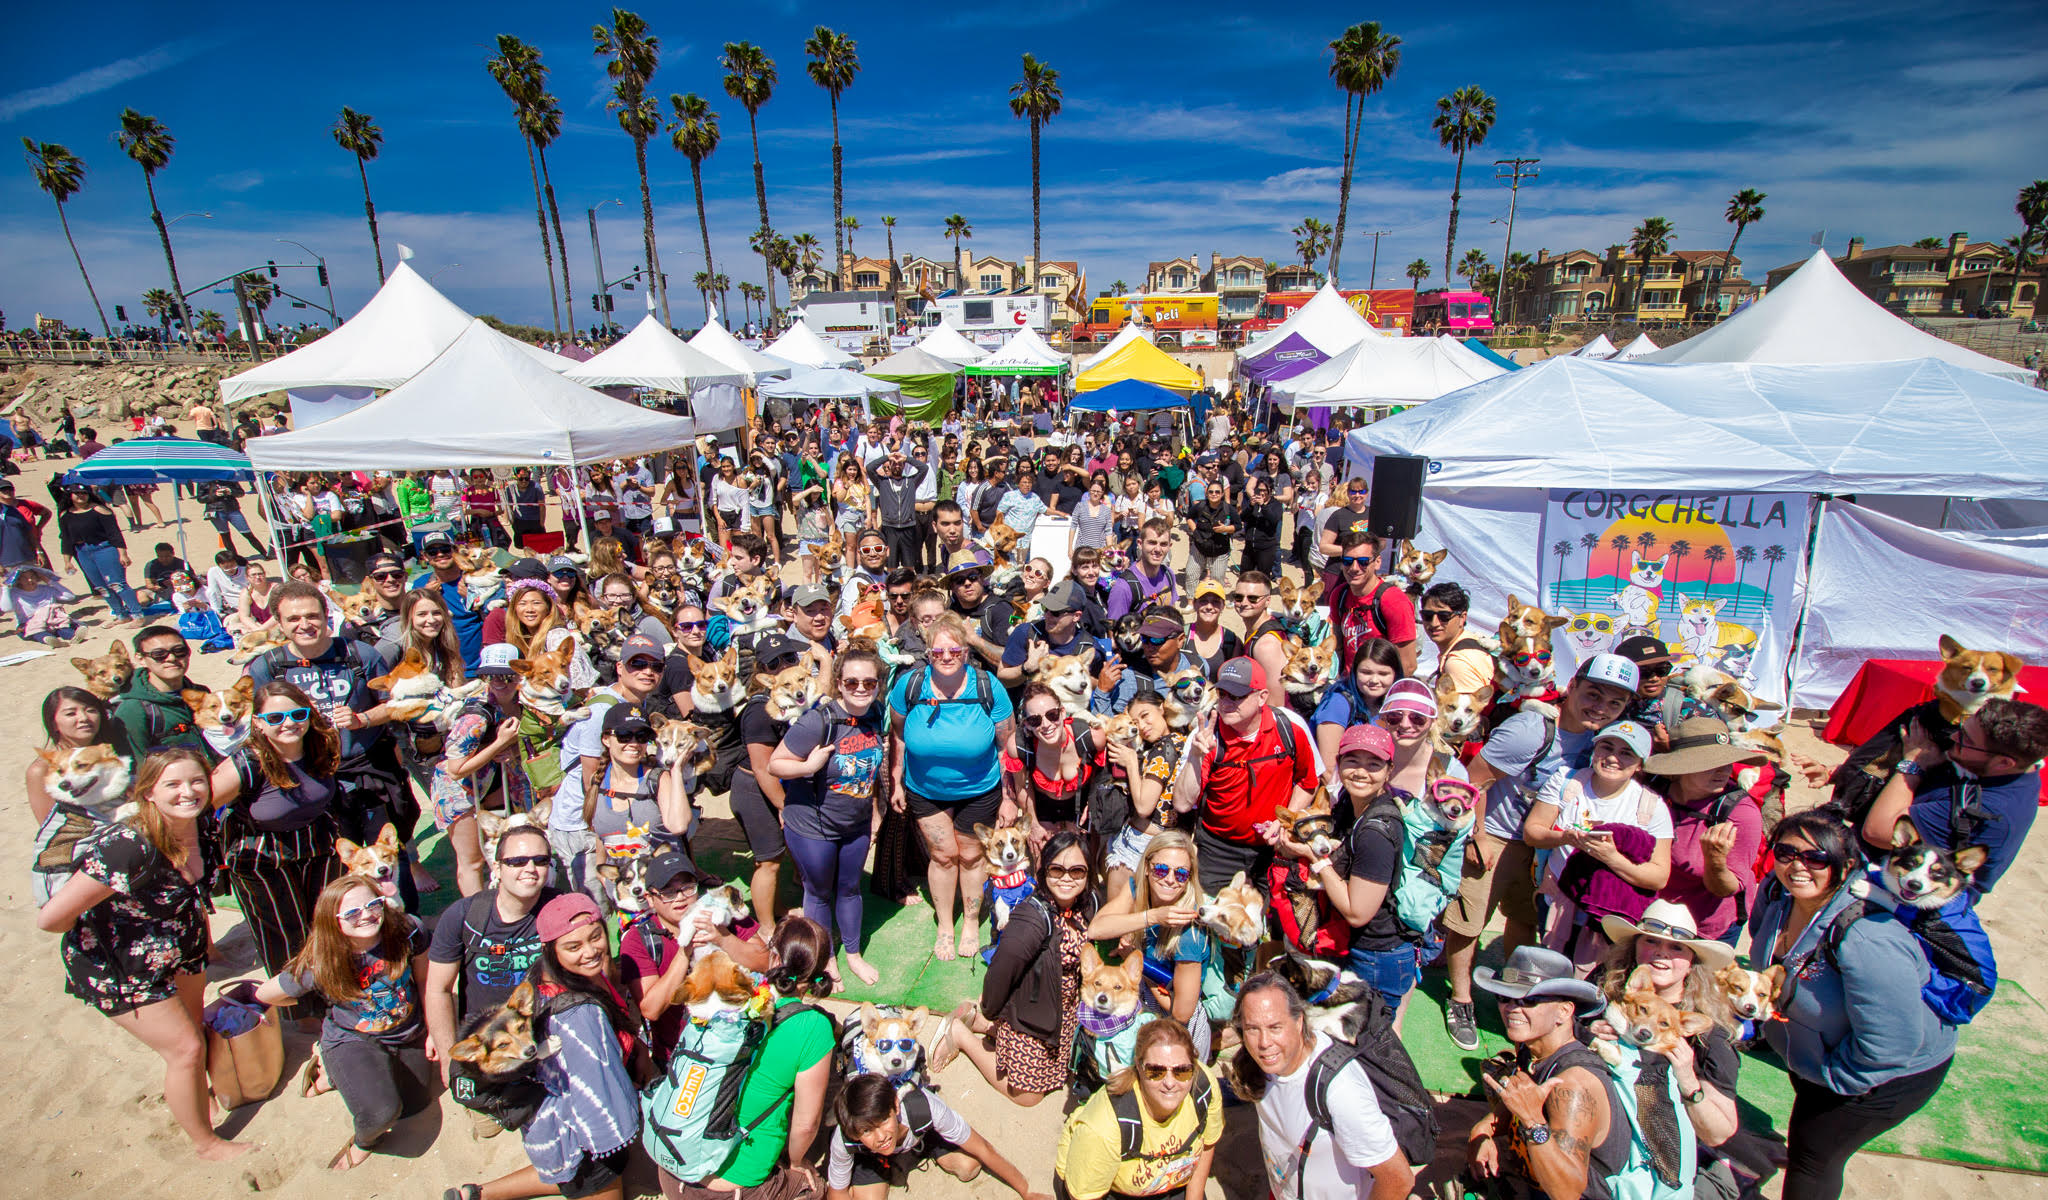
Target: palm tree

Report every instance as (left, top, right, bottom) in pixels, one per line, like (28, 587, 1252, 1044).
(750, 228, 786, 319)
(1008, 54, 1064, 270)
(488, 36, 565, 337)
(944, 214, 973, 282)
(1552, 540, 1572, 583)
(769, 235, 799, 318)
(1701, 543, 1728, 595)
(1109, 280, 1128, 296)
(115, 109, 196, 340)
(709, 272, 731, 319)
(1997, 179, 2048, 316)
(722, 41, 778, 317)
(1405, 258, 1431, 292)
(142, 287, 178, 338)
(1628, 217, 1675, 316)
(22, 139, 111, 338)
(330, 107, 387, 283)
(1577, 531, 1600, 576)
(1666, 539, 1693, 596)
(1609, 533, 1633, 582)
(1733, 544, 1758, 600)
(1714, 189, 1765, 316)
(196, 310, 225, 338)
(237, 273, 277, 334)
(1500, 250, 1534, 323)
(1294, 217, 1332, 277)
(842, 216, 860, 268)
(738, 281, 763, 326)
(1912, 236, 1945, 250)
(523, 86, 575, 330)
(1458, 247, 1490, 288)
(880, 215, 899, 294)
(666, 92, 721, 315)
(792, 232, 824, 276)
(1431, 86, 1497, 281)
(804, 27, 860, 284)
(1326, 22, 1401, 287)
(594, 10, 670, 324)
(1759, 544, 1787, 602)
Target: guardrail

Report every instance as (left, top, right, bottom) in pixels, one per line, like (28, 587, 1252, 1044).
(0, 339, 291, 367)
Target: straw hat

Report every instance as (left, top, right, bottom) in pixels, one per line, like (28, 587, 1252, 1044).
(1599, 899, 1737, 970)
(1643, 716, 1765, 776)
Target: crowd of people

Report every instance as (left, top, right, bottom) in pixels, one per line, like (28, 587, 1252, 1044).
(21, 383, 2045, 1200)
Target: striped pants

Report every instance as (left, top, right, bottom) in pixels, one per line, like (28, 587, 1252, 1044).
(225, 822, 339, 1021)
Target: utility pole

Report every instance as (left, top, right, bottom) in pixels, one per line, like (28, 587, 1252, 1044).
(589, 199, 622, 337)
(1365, 230, 1392, 289)
(1493, 157, 1540, 328)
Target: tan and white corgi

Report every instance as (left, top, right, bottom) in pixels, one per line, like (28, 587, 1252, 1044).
(1932, 633, 2026, 723)
(335, 823, 405, 911)
(40, 743, 133, 817)
(185, 675, 257, 756)
(1157, 666, 1210, 731)
(1498, 594, 1568, 658)
(1393, 541, 1448, 596)
(718, 575, 781, 639)
(70, 641, 135, 698)
(1198, 870, 1267, 948)
(688, 645, 745, 717)
(647, 711, 717, 779)
(1715, 964, 1786, 1025)
(1031, 648, 1095, 719)
(974, 822, 1036, 931)
(514, 640, 591, 724)
(759, 661, 819, 721)
(843, 1003, 931, 1091)
(1279, 635, 1337, 714)
(226, 626, 289, 667)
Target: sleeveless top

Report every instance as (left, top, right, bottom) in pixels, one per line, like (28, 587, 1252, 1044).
(1501, 1040, 1632, 1200)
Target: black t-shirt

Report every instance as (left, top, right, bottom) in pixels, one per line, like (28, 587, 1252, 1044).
(1036, 477, 1084, 513)
(1241, 498, 1284, 549)
(427, 887, 559, 1021)
(1188, 498, 1236, 556)
(143, 556, 189, 588)
(737, 695, 789, 756)
(1342, 802, 1404, 952)
(652, 650, 697, 718)
(1323, 507, 1373, 542)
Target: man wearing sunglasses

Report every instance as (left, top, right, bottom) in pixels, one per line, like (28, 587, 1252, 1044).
(619, 847, 771, 1063)
(408, 534, 484, 672)
(1326, 528, 1417, 677)
(1420, 582, 1494, 701)
(111, 624, 209, 762)
(1092, 607, 1205, 717)
(1467, 946, 1617, 1200)
(1174, 657, 1323, 894)
(1862, 696, 2048, 898)
(344, 551, 410, 646)
(998, 579, 1093, 687)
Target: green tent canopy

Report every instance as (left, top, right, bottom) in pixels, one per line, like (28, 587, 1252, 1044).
(865, 345, 959, 422)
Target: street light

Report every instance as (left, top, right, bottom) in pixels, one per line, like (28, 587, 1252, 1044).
(276, 238, 338, 328)
(589, 198, 622, 334)
(167, 211, 212, 226)
(430, 264, 462, 284)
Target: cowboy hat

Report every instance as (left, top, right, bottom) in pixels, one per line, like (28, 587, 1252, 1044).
(1598, 899, 1737, 971)
(1644, 716, 1764, 776)
(1474, 946, 1606, 1016)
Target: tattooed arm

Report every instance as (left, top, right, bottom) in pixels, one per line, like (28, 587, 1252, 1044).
(1485, 1064, 1608, 1200)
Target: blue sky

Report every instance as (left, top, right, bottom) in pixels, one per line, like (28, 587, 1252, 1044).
(4, 0, 2046, 332)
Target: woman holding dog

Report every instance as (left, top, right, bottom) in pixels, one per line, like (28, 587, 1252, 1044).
(1747, 810, 1956, 1200)
(1088, 831, 1222, 1059)
(1055, 1018, 1222, 1200)
(377, 589, 468, 796)
(210, 680, 346, 1021)
(430, 644, 535, 896)
(1015, 680, 1106, 852)
(37, 748, 255, 1162)
(28, 685, 128, 905)
(769, 646, 890, 988)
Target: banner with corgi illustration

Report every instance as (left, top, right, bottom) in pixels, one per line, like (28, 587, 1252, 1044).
(1537, 489, 1809, 704)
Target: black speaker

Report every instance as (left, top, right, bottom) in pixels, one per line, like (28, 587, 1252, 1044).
(1367, 455, 1427, 541)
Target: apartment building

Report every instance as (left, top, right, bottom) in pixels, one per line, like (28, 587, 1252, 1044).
(1763, 233, 2002, 315)
(1511, 246, 1756, 322)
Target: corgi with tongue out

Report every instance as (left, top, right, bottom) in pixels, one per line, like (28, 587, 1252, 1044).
(336, 824, 406, 911)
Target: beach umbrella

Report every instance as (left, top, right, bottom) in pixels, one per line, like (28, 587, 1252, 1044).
(65, 436, 256, 561)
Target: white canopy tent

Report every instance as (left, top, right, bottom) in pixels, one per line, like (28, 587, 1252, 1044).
(1078, 322, 1153, 370)
(1238, 282, 1385, 361)
(1270, 333, 1506, 407)
(915, 323, 988, 366)
(563, 315, 746, 433)
(1569, 334, 1618, 359)
(757, 367, 902, 402)
(764, 319, 858, 369)
(688, 317, 797, 382)
(219, 262, 568, 406)
(977, 325, 1068, 369)
(1611, 333, 1661, 360)
(1641, 250, 2031, 382)
(1342, 355, 2048, 707)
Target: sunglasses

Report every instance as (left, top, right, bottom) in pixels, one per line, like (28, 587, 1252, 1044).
(1022, 710, 1061, 728)
(1639, 663, 1673, 678)
(676, 621, 707, 632)
(140, 645, 191, 662)
(426, 547, 455, 557)
(498, 853, 550, 869)
(1381, 711, 1432, 730)
(1633, 917, 1703, 943)
(1045, 863, 1090, 881)
(256, 706, 313, 727)
(338, 896, 387, 923)
(928, 647, 968, 661)
(871, 1038, 919, 1054)
(1141, 1062, 1196, 1082)
(1332, 555, 1372, 567)
(624, 659, 663, 672)
(1420, 609, 1458, 624)
(612, 731, 655, 745)
(840, 677, 879, 692)
(1141, 633, 1175, 646)
(369, 569, 407, 583)
(1149, 863, 1192, 884)
(1773, 844, 1835, 869)
(1169, 678, 1204, 696)
(1229, 593, 1266, 604)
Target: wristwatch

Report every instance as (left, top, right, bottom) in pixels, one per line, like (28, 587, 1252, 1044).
(1894, 760, 1925, 779)
(1519, 1122, 1552, 1146)
(1682, 1086, 1706, 1105)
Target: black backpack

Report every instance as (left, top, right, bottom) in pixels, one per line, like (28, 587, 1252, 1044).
(1294, 988, 1438, 1173)
(901, 663, 997, 718)
(446, 989, 597, 1131)
(1108, 1066, 1214, 1158)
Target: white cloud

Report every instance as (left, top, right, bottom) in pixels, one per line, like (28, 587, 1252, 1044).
(0, 36, 225, 122)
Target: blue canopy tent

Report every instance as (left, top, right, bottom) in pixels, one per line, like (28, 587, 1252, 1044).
(1069, 378, 1186, 411)
(65, 436, 258, 563)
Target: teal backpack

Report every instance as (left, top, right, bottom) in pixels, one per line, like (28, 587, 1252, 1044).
(1391, 796, 1472, 937)
(640, 998, 827, 1185)
(1599, 1047, 1698, 1200)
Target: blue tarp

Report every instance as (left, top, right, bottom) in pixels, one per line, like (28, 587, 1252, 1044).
(1467, 340, 1523, 371)
(1069, 378, 1186, 412)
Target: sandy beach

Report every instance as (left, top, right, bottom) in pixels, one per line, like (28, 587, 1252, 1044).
(1, 450, 2041, 1200)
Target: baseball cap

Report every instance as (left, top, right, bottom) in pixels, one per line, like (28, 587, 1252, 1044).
(1191, 579, 1227, 603)
(1338, 723, 1397, 762)
(547, 555, 579, 574)
(365, 552, 406, 575)
(620, 634, 664, 667)
(602, 702, 654, 737)
(752, 632, 806, 668)
(645, 846, 699, 892)
(1042, 579, 1084, 614)
(789, 582, 833, 608)
(1380, 678, 1439, 718)
(421, 534, 456, 552)
(535, 893, 603, 943)
(1593, 720, 1653, 761)
(475, 642, 521, 677)
(1611, 634, 1674, 667)
(1137, 608, 1185, 638)
(506, 556, 549, 582)
(1215, 657, 1266, 698)
(1575, 652, 1641, 692)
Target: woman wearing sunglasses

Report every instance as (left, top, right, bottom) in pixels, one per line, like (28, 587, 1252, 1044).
(1746, 810, 1956, 1200)
(1055, 1018, 1221, 1200)
(933, 831, 1097, 1107)
(1087, 831, 1223, 1059)
(768, 647, 890, 988)
(253, 873, 433, 1171)
(1376, 678, 1467, 799)
(1013, 682, 1105, 855)
(375, 589, 468, 796)
(430, 644, 535, 897)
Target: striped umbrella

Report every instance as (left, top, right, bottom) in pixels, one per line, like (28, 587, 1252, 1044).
(64, 437, 257, 562)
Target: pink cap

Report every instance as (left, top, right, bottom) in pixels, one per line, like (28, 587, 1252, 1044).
(536, 893, 603, 943)
(1338, 723, 1397, 761)
(1379, 677, 1439, 718)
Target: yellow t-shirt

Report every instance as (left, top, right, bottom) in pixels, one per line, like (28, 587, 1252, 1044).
(1055, 1064, 1224, 1199)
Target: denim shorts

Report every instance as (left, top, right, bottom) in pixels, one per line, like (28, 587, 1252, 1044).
(1345, 942, 1421, 1006)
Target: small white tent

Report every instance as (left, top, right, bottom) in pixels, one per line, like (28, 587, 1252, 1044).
(1569, 334, 1618, 359)
(688, 318, 796, 382)
(1238, 282, 1384, 361)
(969, 325, 1069, 375)
(915, 324, 988, 366)
(1642, 250, 2031, 382)
(1610, 333, 1661, 360)
(765, 319, 858, 369)
(219, 262, 567, 405)
(563, 315, 744, 391)
(1079, 322, 1153, 370)
(246, 320, 697, 471)
(1270, 335, 1505, 407)
(757, 367, 902, 402)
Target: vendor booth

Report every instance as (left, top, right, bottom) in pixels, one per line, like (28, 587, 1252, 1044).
(965, 326, 1068, 377)
(764, 319, 858, 369)
(688, 317, 797, 383)
(563, 314, 747, 432)
(1343, 355, 2048, 709)
(1270, 333, 1506, 408)
(1074, 334, 1203, 394)
(864, 346, 960, 423)
(914, 324, 988, 367)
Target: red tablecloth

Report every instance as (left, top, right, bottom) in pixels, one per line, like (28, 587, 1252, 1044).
(1823, 657, 2048, 804)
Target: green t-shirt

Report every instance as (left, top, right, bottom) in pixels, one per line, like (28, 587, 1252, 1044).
(715, 997, 836, 1186)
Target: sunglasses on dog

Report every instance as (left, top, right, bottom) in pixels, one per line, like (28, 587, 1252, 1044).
(871, 1038, 919, 1054)
(256, 707, 312, 726)
(1149, 864, 1191, 884)
(1141, 1063, 1196, 1082)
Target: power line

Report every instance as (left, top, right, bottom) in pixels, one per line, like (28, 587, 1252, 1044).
(1493, 157, 1540, 324)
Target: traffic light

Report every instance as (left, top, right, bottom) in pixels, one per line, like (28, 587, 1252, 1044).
(266, 260, 278, 279)
(592, 294, 601, 312)
(116, 305, 128, 321)
(604, 294, 615, 312)
(317, 265, 329, 287)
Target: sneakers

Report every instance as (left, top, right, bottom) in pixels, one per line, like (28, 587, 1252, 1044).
(1444, 999, 1479, 1051)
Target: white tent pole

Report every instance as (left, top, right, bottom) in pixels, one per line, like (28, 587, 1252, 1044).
(252, 468, 288, 580)
(567, 465, 594, 554)
(1782, 495, 1829, 713)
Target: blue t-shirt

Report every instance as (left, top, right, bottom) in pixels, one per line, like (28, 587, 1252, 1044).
(1311, 687, 1375, 730)
(1000, 620, 1090, 668)
(1909, 765, 2040, 896)
(889, 666, 1013, 799)
(412, 571, 484, 672)
(1478, 711, 1596, 841)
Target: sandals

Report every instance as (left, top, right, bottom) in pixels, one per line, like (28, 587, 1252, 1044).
(442, 1186, 482, 1200)
(299, 1052, 331, 1097)
(929, 1016, 960, 1072)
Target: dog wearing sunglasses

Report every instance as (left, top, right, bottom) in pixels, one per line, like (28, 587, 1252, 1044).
(1273, 791, 1342, 892)
(840, 1003, 932, 1098)
(1157, 666, 1211, 732)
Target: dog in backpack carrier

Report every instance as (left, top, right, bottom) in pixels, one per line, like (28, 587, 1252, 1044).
(840, 1003, 932, 1096)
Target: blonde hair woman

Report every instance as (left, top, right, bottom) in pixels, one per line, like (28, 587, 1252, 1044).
(1087, 830, 1221, 1058)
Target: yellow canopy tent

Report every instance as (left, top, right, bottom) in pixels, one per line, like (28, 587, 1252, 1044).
(1072, 335, 1204, 393)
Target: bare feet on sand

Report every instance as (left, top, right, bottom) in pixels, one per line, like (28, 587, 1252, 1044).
(196, 1139, 259, 1163)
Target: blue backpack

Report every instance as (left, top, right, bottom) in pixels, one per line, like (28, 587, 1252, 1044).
(640, 997, 828, 1184)
(1825, 872, 1998, 1025)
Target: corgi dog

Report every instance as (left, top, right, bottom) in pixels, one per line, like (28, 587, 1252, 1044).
(1726, 728, 1787, 799)
(1564, 610, 1619, 656)
(647, 711, 717, 778)
(688, 645, 745, 718)
(1274, 790, 1341, 890)
(514, 640, 591, 724)
(40, 743, 133, 817)
(640, 566, 684, 625)
(1077, 947, 1155, 1078)
(842, 1003, 931, 1093)
(814, 529, 848, 582)
(1932, 634, 2026, 723)
(1198, 870, 1267, 948)
(759, 662, 819, 721)
(1032, 649, 1095, 718)
(185, 675, 257, 756)
(1434, 673, 1496, 745)
(1393, 542, 1448, 596)
(1097, 712, 1142, 755)
(673, 537, 713, 594)
(1715, 963, 1787, 1024)
(577, 606, 630, 667)
(837, 595, 889, 647)
(1611, 552, 1668, 634)
(1674, 597, 1756, 666)
(335, 823, 405, 909)
(1157, 665, 1210, 731)
(371, 648, 483, 722)
(457, 547, 508, 612)
(1407, 778, 1480, 889)
(475, 796, 555, 880)
(226, 626, 289, 667)
(336, 588, 385, 629)
(1497, 594, 1569, 659)
(1852, 817, 1988, 912)
(1499, 643, 1561, 714)
(982, 520, 1023, 589)
(1111, 610, 1149, 659)
(1271, 576, 1325, 628)
(1596, 965, 1714, 1067)
(71, 641, 135, 699)
(679, 949, 758, 1019)
(718, 575, 781, 639)
(595, 828, 656, 918)
(682, 883, 748, 941)
(1279, 635, 1337, 715)
(975, 823, 1036, 931)
(449, 980, 546, 1078)
(1268, 948, 1380, 1043)
(1679, 664, 1783, 730)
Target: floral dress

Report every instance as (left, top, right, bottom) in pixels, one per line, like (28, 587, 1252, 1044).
(995, 905, 1086, 1092)
(62, 822, 214, 1015)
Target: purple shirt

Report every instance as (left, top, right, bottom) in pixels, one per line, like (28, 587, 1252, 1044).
(1663, 793, 1763, 938)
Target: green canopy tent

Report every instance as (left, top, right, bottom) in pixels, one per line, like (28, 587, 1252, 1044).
(864, 345, 959, 423)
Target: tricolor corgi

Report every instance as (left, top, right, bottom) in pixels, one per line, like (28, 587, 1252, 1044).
(1852, 816, 1988, 911)
(974, 823, 1036, 931)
